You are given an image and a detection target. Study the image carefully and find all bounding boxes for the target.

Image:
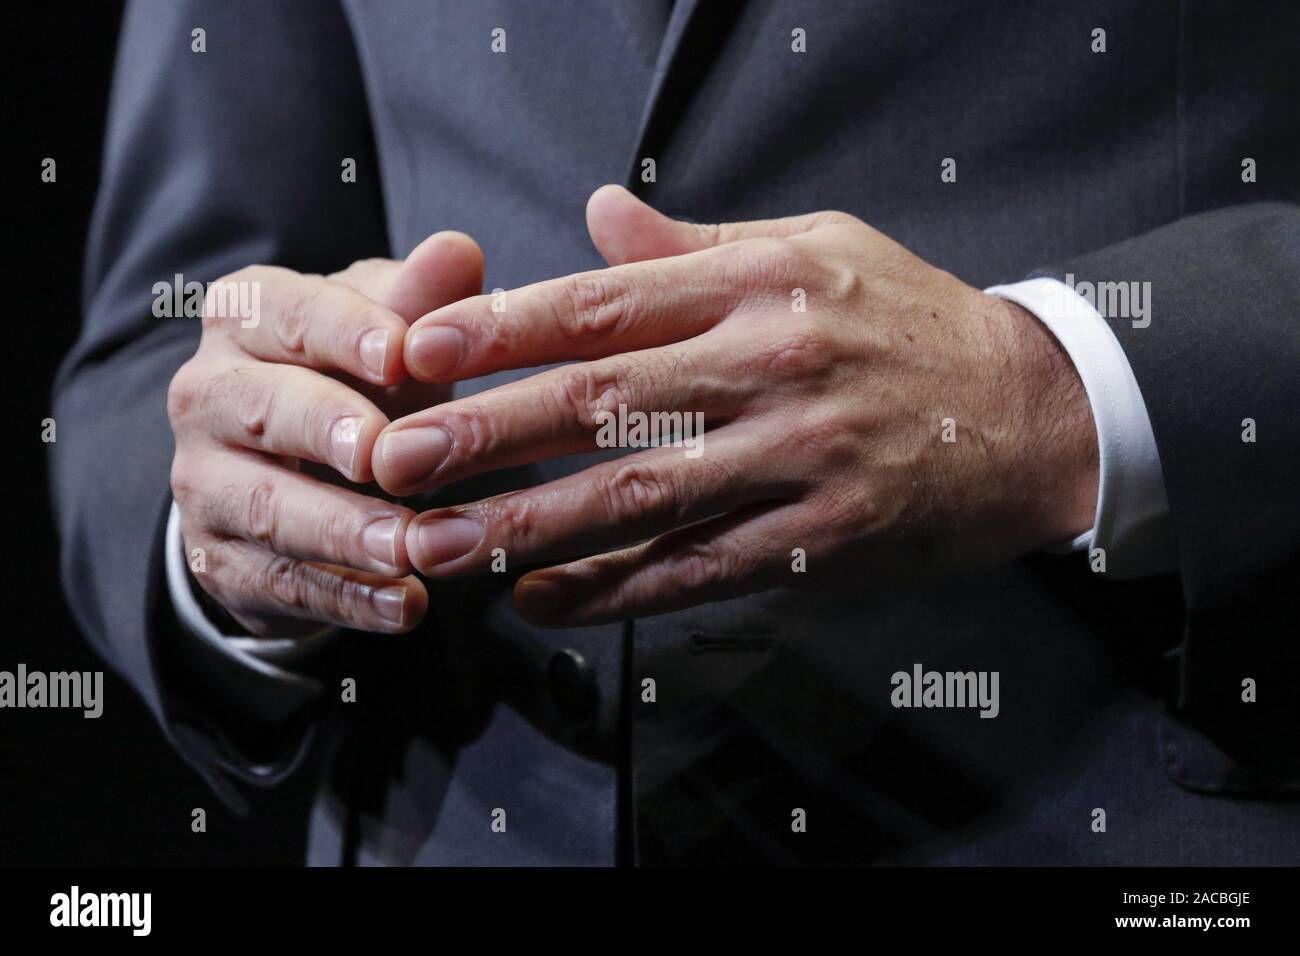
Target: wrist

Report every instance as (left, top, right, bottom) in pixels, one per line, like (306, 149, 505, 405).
(992, 296, 1100, 548)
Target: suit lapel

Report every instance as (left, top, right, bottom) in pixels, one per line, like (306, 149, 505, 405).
(623, 0, 746, 191)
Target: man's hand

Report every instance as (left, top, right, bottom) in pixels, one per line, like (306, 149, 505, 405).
(374, 186, 1098, 626)
(167, 232, 483, 636)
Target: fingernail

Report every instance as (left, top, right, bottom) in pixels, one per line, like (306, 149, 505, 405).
(516, 577, 573, 622)
(412, 516, 482, 569)
(407, 325, 465, 379)
(372, 585, 407, 626)
(359, 328, 390, 378)
(361, 516, 401, 569)
(381, 427, 452, 487)
(329, 416, 362, 477)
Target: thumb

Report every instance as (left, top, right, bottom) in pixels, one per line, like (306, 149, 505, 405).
(585, 184, 855, 266)
(383, 230, 484, 322)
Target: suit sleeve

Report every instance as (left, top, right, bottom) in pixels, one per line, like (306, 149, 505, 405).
(49, 0, 390, 804)
(1037, 202, 1300, 790)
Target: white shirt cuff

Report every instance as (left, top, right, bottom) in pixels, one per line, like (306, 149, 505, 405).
(985, 277, 1176, 578)
(164, 501, 336, 672)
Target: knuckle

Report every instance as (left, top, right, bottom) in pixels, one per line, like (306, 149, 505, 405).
(816, 209, 862, 228)
(837, 486, 882, 534)
(275, 284, 321, 355)
(757, 324, 836, 380)
(493, 496, 539, 548)
(674, 540, 729, 589)
(231, 369, 277, 443)
(605, 461, 674, 522)
(472, 309, 522, 367)
(554, 364, 623, 430)
(300, 563, 355, 619)
(243, 476, 281, 549)
(800, 412, 841, 448)
(169, 454, 196, 508)
(166, 361, 201, 425)
(800, 411, 857, 465)
(560, 272, 628, 339)
(193, 538, 237, 598)
(325, 262, 358, 286)
(822, 262, 863, 304)
(262, 555, 307, 611)
(330, 258, 388, 290)
(322, 506, 364, 562)
(256, 556, 358, 623)
(439, 403, 496, 466)
(690, 222, 724, 247)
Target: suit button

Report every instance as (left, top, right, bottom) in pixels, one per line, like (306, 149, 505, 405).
(548, 648, 597, 724)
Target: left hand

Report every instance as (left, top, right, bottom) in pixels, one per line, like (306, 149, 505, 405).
(372, 186, 1098, 626)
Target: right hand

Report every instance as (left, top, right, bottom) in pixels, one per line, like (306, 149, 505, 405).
(167, 232, 484, 636)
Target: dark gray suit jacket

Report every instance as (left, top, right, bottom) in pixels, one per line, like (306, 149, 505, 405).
(52, 0, 1300, 864)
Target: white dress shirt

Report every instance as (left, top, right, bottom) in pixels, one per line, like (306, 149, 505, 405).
(986, 277, 1176, 577)
(164, 276, 1175, 672)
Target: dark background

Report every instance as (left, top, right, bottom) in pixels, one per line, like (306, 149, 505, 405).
(3, 2, 310, 865)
